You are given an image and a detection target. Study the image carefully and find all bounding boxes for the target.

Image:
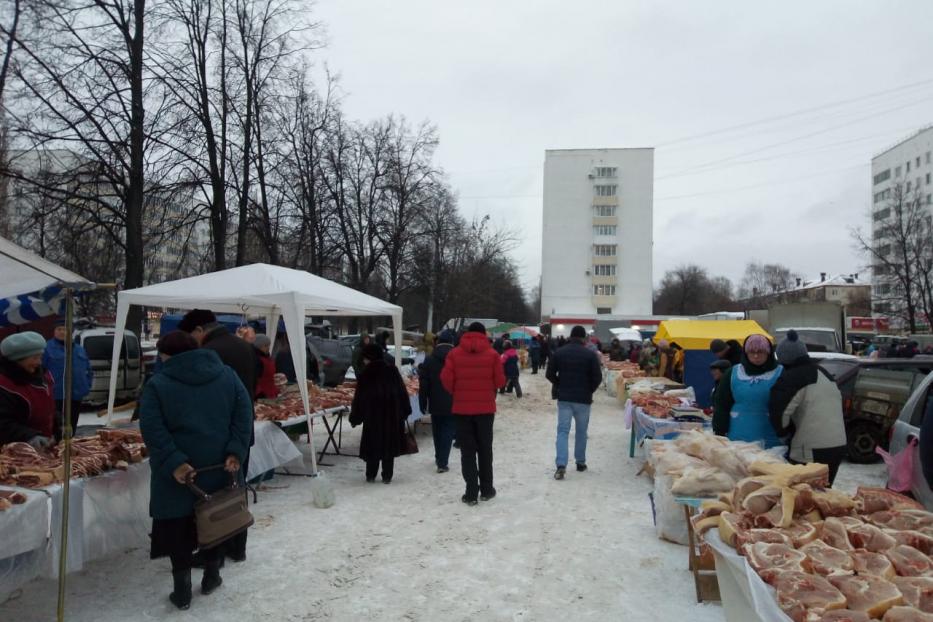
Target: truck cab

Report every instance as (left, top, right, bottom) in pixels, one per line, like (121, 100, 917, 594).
(75, 328, 143, 405)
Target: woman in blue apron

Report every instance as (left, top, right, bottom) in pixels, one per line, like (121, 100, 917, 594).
(712, 334, 783, 448)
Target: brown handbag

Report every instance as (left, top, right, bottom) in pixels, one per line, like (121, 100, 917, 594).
(401, 421, 419, 455)
(185, 465, 254, 550)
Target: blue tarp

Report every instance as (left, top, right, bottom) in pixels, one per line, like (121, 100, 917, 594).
(684, 350, 718, 408)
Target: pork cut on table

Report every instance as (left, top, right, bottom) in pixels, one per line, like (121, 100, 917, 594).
(746, 542, 809, 581)
(821, 610, 872, 622)
(867, 511, 933, 533)
(799, 539, 855, 576)
(737, 529, 793, 551)
(892, 577, 933, 613)
(848, 522, 899, 552)
(886, 545, 933, 577)
(852, 549, 898, 580)
(824, 517, 856, 550)
(777, 520, 821, 547)
(769, 571, 847, 622)
(882, 606, 933, 621)
(828, 574, 905, 618)
(891, 531, 933, 557)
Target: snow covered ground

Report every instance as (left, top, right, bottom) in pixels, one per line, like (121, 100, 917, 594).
(2, 372, 886, 622)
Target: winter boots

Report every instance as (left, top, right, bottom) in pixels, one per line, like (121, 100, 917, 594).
(201, 559, 223, 595)
(169, 569, 192, 610)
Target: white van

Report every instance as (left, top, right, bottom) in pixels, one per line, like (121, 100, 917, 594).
(75, 328, 143, 404)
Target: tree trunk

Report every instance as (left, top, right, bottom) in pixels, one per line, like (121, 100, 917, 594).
(124, 0, 147, 336)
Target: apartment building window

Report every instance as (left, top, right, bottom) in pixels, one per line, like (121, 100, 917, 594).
(927, 173, 931, 185)
(873, 207, 890, 221)
(896, 166, 902, 177)
(927, 152, 931, 164)
(593, 264, 617, 276)
(593, 284, 616, 296)
(873, 169, 891, 185)
(596, 307, 612, 314)
(593, 244, 617, 256)
(594, 167, 617, 178)
(907, 161, 911, 173)
(927, 194, 932, 205)
(594, 184, 617, 197)
(874, 264, 888, 276)
(907, 181, 912, 192)
(877, 283, 892, 296)
(917, 157, 921, 168)
(593, 205, 616, 217)
(593, 224, 617, 236)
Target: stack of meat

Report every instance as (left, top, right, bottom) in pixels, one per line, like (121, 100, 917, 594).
(603, 358, 645, 376)
(254, 382, 357, 422)
(632, 393, 687, 419)
(0, 429, 148, 489)
(648, 430, 784, 497)
(692, 462, 933, 621)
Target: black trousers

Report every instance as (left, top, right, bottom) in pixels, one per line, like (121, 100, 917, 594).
(456, 414, 494, 498)
(366, 458, 394, 481)
(171, 545, 221, 572)
(505, 376, 522, 398)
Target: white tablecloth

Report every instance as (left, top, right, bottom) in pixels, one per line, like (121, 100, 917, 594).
(706, 530, 792, 622)
(249, 421, 304, 478)
(0, 461, 150, 599)
(0, 488, 49, 560)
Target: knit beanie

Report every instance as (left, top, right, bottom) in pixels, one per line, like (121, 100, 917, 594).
(0, 332, 47, 360)
(776, 330, 809, 365)
(437, 329, 456, 344)
(468, 322, 487, 334)
(744, 334, 772, 354)
(570, 325, 587, 339)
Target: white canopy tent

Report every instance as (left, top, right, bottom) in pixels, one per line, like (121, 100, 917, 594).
(609, 327, 644, 342)
(105, 263, 404, 471)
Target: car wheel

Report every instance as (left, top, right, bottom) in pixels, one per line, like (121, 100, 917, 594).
(847, 420, 883, 464)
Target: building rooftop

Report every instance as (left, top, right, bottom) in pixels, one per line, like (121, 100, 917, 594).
(545, 147, 655, 154)
(794, 274, 870, 290)
(872, 125, 933, 161)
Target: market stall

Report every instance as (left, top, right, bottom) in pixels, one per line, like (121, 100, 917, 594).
(105, 263, 405, 474)
(653, 320, 770, 408)
(623, 378, 697, 457)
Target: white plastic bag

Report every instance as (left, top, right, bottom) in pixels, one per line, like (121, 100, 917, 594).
(654, 473, 689, 545)
(310, 470, 336, 508)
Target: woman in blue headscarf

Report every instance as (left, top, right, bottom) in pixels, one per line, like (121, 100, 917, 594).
(712, 334, 783, 448)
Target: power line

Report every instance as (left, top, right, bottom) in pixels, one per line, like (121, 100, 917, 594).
(654, 77, 933, 148)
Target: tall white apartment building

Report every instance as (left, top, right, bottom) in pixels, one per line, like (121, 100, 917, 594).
(869, 127, 933, 316)
(540, 148, 654, 322)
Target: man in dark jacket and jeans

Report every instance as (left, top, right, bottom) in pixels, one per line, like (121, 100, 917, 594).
(441, 322, 506, 505)
(546, 325, 603, 480)
(419, 330, 457, 473)
(178, 308, 257, 563)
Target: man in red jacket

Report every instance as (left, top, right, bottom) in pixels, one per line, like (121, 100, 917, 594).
(441, 322, 506, 505)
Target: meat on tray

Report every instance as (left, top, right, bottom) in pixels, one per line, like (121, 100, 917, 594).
(630, 394, 683, 419)
(769, 570, 847, 622)
(0, 428, 147, 489)
(892, 577, 933, 613)
(828, 574, 905, 618)
(882, 606, 933, 621)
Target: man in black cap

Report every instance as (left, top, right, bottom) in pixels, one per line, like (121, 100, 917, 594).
(546, 325, 602, 480)
(710, 338, 742, 367)
(709, 359, 731, 405)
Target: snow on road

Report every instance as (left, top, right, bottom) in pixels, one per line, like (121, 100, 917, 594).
(2, 371, 885, 622)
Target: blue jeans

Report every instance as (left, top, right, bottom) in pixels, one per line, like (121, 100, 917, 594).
(431, 414, 457, 469)
(556, 401, 591, 467)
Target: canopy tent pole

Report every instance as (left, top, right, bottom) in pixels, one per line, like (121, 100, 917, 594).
(392, 313, 402, 367)
(282, 298, 318, 474)
(105, 299, 130, 425)
(56, 289, 75, 622)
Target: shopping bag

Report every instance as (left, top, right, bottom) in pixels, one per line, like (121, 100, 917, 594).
(876, 436, 918, 493)
(401, 422, 419, 455)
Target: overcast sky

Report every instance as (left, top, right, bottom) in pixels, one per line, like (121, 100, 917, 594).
(313, 0, 933, 293)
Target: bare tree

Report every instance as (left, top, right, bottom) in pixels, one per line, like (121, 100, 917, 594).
(738, 261, 798, 307)
(654, 264, 734, 315)
(854, 182, 933, 332)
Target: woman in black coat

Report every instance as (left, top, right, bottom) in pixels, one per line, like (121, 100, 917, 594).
(349, 344, 412, 483)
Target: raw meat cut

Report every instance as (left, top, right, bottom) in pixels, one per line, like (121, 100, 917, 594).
(743, 485, 782, 514)
(800, 539, 855, 576)
(736, 529, 793, 550)
(891, 532, 933, 557)
(828, 574, 905, 618)
(777, 521, 821, 547)
(746, 542, 809, 581)
(892, 577, 933, 613)
(813, 489, 858, 517)
(857, 488, 924, 514)
(847, 522, 898, 552)
(718, 512, 747, 548)
(886, 546, 933, 577)
(883, 606, 933, 621)
(769, 571, 847, 622)
(868, 511, 933, 533)
(824, 518, 855, 550)
(822, 611, 872, 622)
(852, 549, 897, 580)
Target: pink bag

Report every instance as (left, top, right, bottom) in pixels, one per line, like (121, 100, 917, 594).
(876, 437, 918, 493)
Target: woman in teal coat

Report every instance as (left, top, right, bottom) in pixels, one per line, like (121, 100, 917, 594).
(139, 331, 253, 610)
